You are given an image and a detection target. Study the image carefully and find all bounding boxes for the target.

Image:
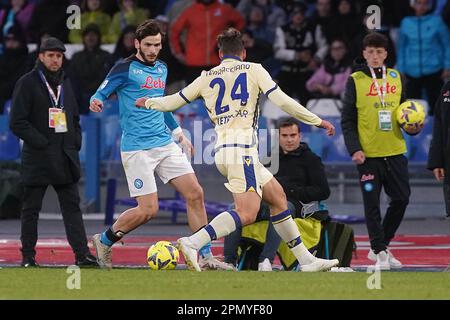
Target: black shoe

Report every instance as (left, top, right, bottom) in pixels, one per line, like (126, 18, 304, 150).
(75, 254, 99, 267)
(21, 257, 39, 268)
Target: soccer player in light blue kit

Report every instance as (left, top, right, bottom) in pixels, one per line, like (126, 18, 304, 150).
(89, 20, 233, 270)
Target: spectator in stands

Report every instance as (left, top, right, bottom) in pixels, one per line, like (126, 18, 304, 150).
(397, 0, 450, 115)
(306, 38, 352, 100)
(224, 117, 330, 271)
(70, 24, 112, 114)
(154, 15, 184, 92)
(68, 0, 111, 44)
(242, 28, 272, 66)
(334, 0, 360, 45)
(0, 0, 34, 43)
(0, 25, 29, 113)
(28, 0, 71, 43)
(274, 3, 317, 105)
(166, 0, 194, 24)
(170, 0, 245, 83)
(111, 25, 136, 65)
(9, 37, 98, 268)
(236, 0, 286, 30)
(428, 80, 450, 218)
(341, 33, 410, 271)
(308, 0, 337, 48)
(245, 4, 275, 43)
(108, 0, 148, 44)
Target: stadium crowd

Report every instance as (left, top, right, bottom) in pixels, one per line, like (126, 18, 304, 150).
(1, 0, 450, 116)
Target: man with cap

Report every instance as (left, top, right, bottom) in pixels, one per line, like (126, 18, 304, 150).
(9, 37, 98, 267)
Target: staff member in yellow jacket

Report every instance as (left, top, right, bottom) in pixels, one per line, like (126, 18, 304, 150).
(341, 32, 415, 271)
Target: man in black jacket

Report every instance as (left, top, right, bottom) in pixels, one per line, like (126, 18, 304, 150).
(428, 80, 450, 218)
(223, 118, 330, 271)
(428, 80, 450, 272)
(9, 37, 97, 267)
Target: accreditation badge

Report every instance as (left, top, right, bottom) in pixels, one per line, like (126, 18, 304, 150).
(54, 110, 68, 133)
(48, 108, 60, 128)
(378, 110, 392, 131)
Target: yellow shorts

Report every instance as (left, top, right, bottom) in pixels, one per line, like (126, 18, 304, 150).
(214, 147, 273, 197)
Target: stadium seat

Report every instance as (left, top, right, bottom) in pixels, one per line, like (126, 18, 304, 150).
(306, 99, 342, 117)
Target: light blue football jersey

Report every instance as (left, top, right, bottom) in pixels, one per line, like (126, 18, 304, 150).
(91, 56, 180, 152)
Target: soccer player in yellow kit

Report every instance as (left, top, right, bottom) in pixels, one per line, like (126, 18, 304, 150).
(136, 28, 339, 272)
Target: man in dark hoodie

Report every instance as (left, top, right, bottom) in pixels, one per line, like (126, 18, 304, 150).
(0, 25, 29, 113)
(9, 37, 97, 268)
(341, 32, 413, 271)
(70, 23, 112, 114)
(223, 117, 330, 271)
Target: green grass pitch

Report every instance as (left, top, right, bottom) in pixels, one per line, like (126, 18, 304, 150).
(0, 268, 449, 300)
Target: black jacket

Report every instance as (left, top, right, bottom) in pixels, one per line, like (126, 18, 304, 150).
(9, 65, 82, 186)
(341, 64, 407, 156)
(275, 143, 330, 213)
(428, 80, 450, 176)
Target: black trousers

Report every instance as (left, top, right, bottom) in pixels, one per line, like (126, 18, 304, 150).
(405, 71, 443, 116)
(444, 180, 450, 217)
(357, 155, 410, 253)
(21, 183, 89, 259)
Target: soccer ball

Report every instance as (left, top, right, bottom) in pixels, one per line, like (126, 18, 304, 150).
(147, 241, 179, 270)
(396, 101, 426, 135)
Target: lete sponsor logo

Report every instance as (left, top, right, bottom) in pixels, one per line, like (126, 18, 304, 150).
(141, 76, 166, 89)
(366, 82, 396, 97)
(361, 174, 375, 182)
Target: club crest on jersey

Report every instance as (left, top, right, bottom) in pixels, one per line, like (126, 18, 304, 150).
(141, 76, 166, 89)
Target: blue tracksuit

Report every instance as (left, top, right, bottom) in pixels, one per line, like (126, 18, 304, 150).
(397, 14, 450, 78)
(91, 56, 179, 152)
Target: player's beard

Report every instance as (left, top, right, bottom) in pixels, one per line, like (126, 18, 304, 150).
(139, 48, 157, 64)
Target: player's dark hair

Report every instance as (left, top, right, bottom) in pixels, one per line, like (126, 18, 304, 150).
(135, 19, 164, 42)
(217, 28, 244, 55)
(362, 32, 388, 50)
(277, 117, 301, 132)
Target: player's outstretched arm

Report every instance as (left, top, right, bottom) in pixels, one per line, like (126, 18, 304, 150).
(256, 64, 334, 135)
(135, 93, 186, 112)
(136, 75, 203, 112)
(268, 88, 335, 136)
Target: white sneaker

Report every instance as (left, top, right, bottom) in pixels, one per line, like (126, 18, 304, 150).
(300, 258, 339, 272)
(368, 249, 402, 269)
(92, 234, 112, 269)
(258, 258, 272, 272)
(386, 250, 402, 269)
(177, 237, 201, 272)
(199, 256, 236, 271)
(374, 250, 390, 270)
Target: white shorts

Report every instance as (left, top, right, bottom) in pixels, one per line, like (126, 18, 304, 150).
(121, 142, 194, 197)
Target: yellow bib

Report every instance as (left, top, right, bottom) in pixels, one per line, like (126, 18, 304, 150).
(352, 69, 406, 157)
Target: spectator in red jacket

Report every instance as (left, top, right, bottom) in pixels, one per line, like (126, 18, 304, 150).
(170, 0, 245, 83)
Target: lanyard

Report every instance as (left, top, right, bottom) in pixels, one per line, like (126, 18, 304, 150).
(369, 66, 386, 108)
(39, 71, 63, 109)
